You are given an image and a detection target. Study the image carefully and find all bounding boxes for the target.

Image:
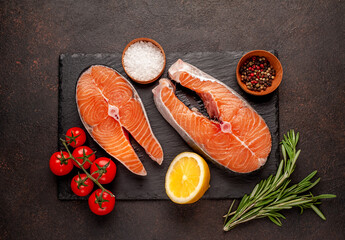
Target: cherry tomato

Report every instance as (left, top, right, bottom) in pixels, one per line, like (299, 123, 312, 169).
(88, 189, 115, 215)
(71, 173, 94, 197)
(49, 151, 73, 176)
(72, 146, 96, 169)
(65, 127, 86, 148)
(90, 157, 117, 184)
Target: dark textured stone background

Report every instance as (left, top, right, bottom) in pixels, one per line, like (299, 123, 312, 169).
(0, 1, 344, 239)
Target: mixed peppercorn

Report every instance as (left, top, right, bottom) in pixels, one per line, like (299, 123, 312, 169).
(239, 56, 276, 92)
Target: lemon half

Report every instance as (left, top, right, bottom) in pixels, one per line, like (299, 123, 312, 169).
(165, 152, 210, 204)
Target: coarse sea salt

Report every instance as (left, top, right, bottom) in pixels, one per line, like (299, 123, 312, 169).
(123, 41, 164, 82)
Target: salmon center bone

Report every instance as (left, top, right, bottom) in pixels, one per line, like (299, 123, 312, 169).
(220, 121, 232, 133)
(108, 104, 120, 120)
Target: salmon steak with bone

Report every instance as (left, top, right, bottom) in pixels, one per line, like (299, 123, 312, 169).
(76, 65, 163, 176)
(153, 59, 271, 173)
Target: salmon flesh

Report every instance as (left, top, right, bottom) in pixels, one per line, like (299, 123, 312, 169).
(76, 65, 163, 176)
(152, 60, 271, 173)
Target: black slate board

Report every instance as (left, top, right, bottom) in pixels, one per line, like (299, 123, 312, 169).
(58, 51, 279, 200)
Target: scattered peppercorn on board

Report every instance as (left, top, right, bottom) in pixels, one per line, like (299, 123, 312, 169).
(58, 51, 280, 200)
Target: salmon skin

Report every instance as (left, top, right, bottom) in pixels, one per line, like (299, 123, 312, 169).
(152, 60, 271, 173)
(76, 65, 163, 176)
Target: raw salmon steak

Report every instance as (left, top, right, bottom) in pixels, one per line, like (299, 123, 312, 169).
(153, 60, 271, 173)
(76, 65, 163, 176)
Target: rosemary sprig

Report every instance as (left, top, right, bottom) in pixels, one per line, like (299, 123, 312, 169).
(60, 138, 114, 197)
(223, 130, 336, 231)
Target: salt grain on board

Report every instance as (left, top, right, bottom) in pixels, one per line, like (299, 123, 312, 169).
(123, 41, 164, 82)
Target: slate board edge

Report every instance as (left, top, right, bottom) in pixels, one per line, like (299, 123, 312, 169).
(57, 54, 66, 200)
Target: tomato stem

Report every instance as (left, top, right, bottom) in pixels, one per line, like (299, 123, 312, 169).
(95, 189, 109, 209)
(64, 132, 81, 146)
(60, 138, 115, 197)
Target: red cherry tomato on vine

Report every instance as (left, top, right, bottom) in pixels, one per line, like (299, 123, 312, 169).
(49, 151, 73, 176)
(65, 127, 86, 148)
(88, 189, 115, 215)
(71, 173, 94, 197)
(72, 146, 95, 169)
(90, 157, 117, 184)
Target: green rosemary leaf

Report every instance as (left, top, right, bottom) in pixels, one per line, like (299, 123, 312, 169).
(293, 150, 301, 164)
(299, 205, 304, 214)
(281, 144, 287, 161)
(238, 207, 262, 220)
(273, 160, 284, 185)
(299, 170, 318, 184)
(265, 205, 292, 211)
(237, 194, 249, 210)
(274, 195, 298, 204)
(283, 198, 314, 207)
(272, 212, 286, 220)
(314, 194, 337, 199)
(250, 184, 260, 199)
(310, 204, 326, 220)
(295, 132, 299, 146)
(254, 181, 265, 197)
(295, 178, 320, 195)
(285, 182, 309, 195)
(276, 180, 291, 200)
(268, 216, 282, 226)
(224, 200, 236, 224)
(255, 198, 275, 208)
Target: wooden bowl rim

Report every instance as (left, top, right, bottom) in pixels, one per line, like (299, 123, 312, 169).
(236, 50, 283, 96)
(122, 38, 166, 84)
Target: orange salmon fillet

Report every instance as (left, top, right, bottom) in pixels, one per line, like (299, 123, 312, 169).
(76, 65, 163, 176)
(153, 60, 271, 173)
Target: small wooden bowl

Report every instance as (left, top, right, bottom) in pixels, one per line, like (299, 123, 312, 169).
(122, 38, 166, 84)
(236, 50, 283, 96)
